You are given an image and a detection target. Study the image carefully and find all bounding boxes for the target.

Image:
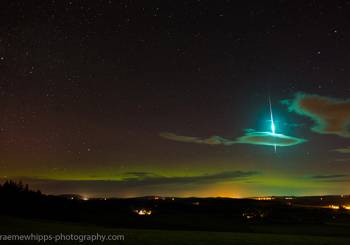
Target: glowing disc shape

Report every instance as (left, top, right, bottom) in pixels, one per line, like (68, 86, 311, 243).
(235, 131, 306, 147)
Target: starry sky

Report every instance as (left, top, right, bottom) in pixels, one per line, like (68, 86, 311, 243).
(1, 0, 350, 198)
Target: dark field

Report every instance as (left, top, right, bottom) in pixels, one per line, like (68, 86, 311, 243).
(1, 215, 350, 245)
(2, 182, 350, 244)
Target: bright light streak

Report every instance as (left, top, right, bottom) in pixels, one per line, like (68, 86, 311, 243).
(268, 96, 276, 135)
(268, 96, 277, 152)
(271, 121, 276, 135)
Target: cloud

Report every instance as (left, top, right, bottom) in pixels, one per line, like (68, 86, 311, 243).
(244, 128, 256, 133)
(4, 171, 259, 196)
(159, 132, 230, 145)
(309, 174, 350, 182)
(124, 172, 160, 178)
(160, 131, 306, 147)
(235, 131, 306, 147)
(122, 170, 259, 185)
(332, 146, 350, 154)
(310, 174, 348, 179)
(283, 93, 350, 138)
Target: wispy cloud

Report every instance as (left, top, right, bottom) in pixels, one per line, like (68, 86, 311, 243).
(309, 174, 350, 182)
(235, 131, 306, 147)
(120, 170, 259, 185)
(333, 146, 350, 154)
(283, 93, 350, 138)
(160, 131, 306, 147)
(159, 132, 230, 145)
(310, 174, 348, 179)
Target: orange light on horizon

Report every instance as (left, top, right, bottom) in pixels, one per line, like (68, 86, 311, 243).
(329, 205, 339, 210)
(343, 205, 350, 210)
(254, 197, 274, 201)
(134, 209, 152, 216)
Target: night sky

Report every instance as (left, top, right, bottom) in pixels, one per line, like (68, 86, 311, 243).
(1, 0, 350, 198)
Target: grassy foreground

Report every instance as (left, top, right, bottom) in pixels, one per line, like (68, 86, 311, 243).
(1, 216, 350, 245)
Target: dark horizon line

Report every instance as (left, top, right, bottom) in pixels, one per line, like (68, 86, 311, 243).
(54, 193, 350, 200)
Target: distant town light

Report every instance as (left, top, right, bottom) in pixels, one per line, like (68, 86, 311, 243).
(343, 205, 350, 210)
(243, 213, 254, 219)
(134, 209, 152, 216)
(254, 197, 274, 201)
(329, 205, 339, 210)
